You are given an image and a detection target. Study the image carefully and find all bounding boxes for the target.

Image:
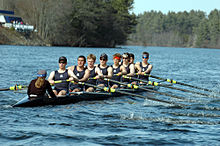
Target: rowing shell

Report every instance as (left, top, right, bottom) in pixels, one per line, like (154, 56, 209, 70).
(12, 85, 158, 107)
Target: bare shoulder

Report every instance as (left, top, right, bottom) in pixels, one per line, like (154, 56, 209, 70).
(95, 66, 101, 72)
(49, 71, 55, 75)
(135, 62, 141, 66)
(85, 68, 90, 73)
(67, 65, 74, 71)
(108, 66, 113, 71)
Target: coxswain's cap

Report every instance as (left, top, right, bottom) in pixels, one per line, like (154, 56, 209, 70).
(37, 70, 47, 77)
(59, 56, 67, 63)
(100, 53, 108, 60)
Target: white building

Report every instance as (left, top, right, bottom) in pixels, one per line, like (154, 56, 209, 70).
(0, 10, 34, 32)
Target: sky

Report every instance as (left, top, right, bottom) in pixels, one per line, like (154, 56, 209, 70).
(132, 0, 220, 15)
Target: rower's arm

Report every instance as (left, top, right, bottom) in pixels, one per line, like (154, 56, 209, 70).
(143, 64, 153, 74)
(135, 63, 142, 74)
(48, 71, 55, 85)
(106, 67, 113, 78)
(135, 62, 142, 74)
(95, 67, 103, 79)
(120, 65, 127, 75)
(79, 69, 90, 82)
(68, 70, 78, 81)
(127, 64, 135, 76)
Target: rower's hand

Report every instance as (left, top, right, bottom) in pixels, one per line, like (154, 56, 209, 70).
(73, 78, 79, 82)
(141, 72, 146, 76)
(137, 72, 141, 75)
(49, 80, 55, 85)
(99, 75, 104, 80)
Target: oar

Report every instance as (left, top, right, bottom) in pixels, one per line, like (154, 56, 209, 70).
(0, 85, 27, 91)
(54, 79, 70, 84)
(143, 74, 220, 94)
(0, 80, 71, 91)
(104, 78, 188, 101)
(78, 82, 185, 107)
(124, 76, 218, 98)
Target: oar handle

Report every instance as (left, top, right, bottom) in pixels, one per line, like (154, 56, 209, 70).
(123, 75, 160, 86)
(54, 79, 70, 84)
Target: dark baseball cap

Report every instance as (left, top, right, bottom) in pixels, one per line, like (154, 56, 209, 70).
(100, 53, 108, 60)
(59, 56, 67, 63)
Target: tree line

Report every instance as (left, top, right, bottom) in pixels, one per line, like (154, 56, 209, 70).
(128, 9, 220, 48)
(0, 0, 219, 48)
(0, 0, 136, 47)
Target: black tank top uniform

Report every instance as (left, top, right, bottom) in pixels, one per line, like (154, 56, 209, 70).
(122, 63, 131, 83)
(97, 64, 109, 86)
(111, 65, 121, 86)
(69, 66, 86, 91)
(139, 62, 149, 80)
(54, 69, 69, 92)
(86, 66, 97, 85)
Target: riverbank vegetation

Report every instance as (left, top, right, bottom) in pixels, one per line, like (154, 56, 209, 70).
(0, 0, 219, 48)
(128, 9, 220, 48)
(0, 0, 136, 48)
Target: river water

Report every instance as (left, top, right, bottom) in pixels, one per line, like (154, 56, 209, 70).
(0, 45, 220, 145)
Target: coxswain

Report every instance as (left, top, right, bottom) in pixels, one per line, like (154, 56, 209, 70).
(28, 70, 56, 98)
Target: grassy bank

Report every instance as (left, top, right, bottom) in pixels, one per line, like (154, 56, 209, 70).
(0, 27, 47, 46)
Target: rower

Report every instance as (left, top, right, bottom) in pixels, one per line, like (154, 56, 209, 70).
(129, 53, 141, 74)
(48, 56, 76, 96)
(135, 52, 153, 81)
(129, 53, 141, 85)
(68, 55, 90, 92)
(121, 53, 135, 83)
(111, 53, 126, 89)
(85, 54, 103, 92)
(97, 53, 113, 87)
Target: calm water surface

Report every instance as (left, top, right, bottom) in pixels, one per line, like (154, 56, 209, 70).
(0, 45, 220, 145)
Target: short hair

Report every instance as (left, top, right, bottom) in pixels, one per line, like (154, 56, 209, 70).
(142, 52, 149, 58)
(87, 54, 96, 61)
(130, 53, 134, 59)
(122, 52, 130, 58)
(113, 53, 122, 58)
(78, 55, 86, 62)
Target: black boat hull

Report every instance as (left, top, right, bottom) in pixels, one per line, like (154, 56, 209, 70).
(13, 86, 158, 107)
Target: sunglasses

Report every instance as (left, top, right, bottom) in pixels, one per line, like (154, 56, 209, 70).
(123, 57, 128, 59)
(59, 62, 66, 64)
(100, 58, 106, 61)
(142, 57, 148, 59)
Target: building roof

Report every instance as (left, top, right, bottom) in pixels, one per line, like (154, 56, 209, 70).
(0, 10, 14, 15)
